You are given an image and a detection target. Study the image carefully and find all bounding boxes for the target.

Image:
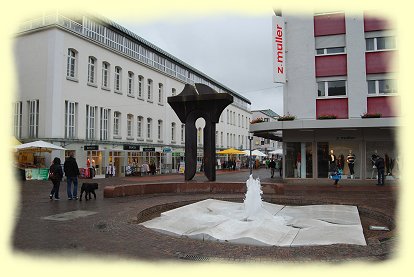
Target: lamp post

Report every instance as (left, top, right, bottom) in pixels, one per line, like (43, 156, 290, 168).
(248, 135, 253, 175)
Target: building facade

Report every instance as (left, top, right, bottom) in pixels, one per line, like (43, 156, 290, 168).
(250, 109, 282, 155)
(13, 12, 252, 177)
(251, 11, 400, 180)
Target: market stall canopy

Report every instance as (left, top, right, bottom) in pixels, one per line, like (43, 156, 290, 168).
(269, 149, 283, 155)
(15, 140, 65, 153)
(243, 149, 267, 157)
(216, 148, 246, 155)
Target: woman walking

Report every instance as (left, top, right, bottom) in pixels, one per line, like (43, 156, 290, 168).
(49, 157, 63, 200)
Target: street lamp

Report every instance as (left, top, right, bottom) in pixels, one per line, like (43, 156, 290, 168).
(248, 135, 253, 175)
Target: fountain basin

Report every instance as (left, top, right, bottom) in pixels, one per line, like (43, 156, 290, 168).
(140, 198, 367, 247)
(104, 182, 284, 198)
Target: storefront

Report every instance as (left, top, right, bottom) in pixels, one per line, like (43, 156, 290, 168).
(282, 127, 398, 180)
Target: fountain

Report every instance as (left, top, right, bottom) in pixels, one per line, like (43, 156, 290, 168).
(141, 176, 366, 246)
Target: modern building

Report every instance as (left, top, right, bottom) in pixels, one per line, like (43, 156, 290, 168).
(13, 12, 252, 177)
(251, 11, 400, 180)
(250, 109, 282, 155)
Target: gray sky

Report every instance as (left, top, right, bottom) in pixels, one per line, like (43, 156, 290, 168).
(117, 12, 284, 115)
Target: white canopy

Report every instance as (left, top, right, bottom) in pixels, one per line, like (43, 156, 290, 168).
(244, 149, 267, 157)
(15, 140, 65, 153)
(269, 149, 283, 155)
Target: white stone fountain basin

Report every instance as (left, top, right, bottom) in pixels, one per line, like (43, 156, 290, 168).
(141, 199, 367, 247)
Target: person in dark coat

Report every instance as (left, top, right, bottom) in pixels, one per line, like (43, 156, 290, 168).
(49, 157, 63, 200)
(64, 151, 80, 200)
(269, 159, 276, 178)
(373, 154, 385, 186)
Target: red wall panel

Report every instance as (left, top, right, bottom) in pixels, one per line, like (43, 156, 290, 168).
(365, 51, 395, 74)
(364, 14, 392, 32)
(314, 13, 346, 36)
(315, 54, 347, 77)
(316, 98, 348, 119)
(367, 96, 400, 117)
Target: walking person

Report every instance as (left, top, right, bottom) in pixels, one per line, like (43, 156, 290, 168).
(49, 157, 63, 200)
(64, 151, 80, 200)
(373, 154, 385, 186)
(346, 150, 356, 179)
(269, 158, 276, 178)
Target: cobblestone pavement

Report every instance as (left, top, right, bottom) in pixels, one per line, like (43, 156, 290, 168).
(11, 168, 398, 263)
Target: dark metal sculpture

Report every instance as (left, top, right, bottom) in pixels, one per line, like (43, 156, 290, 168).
(168, 83, 233, 181)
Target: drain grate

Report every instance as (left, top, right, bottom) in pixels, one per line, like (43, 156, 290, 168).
(179, 254, 211, 262)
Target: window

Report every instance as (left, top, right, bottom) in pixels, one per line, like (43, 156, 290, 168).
(137, 116, 143, 138)
(220, 132, 223, 147)
(317, 80, 347, 97)
(87, 57, 97, 85)
(86, 105, 96, 140)
(147, 79, 153, 101)
(316, 47, 345, 55)
(127, 114, 133, 137)
(13, 102, 22, 138)
(102, 62, 110, 89)
(158, 83, 163, 103)
(114, 66, 122, 92)
(127, 72, 134, 96)
(28, 100, 39, 138)
(113, 111, 121, 137)
(64, 101, 76, 139)
(172, 88, 176, 96)
(238, 114, 240, 127)
(147, 118, 152, 139)
(367, 79, 397, 95)
(171, 122, 176, 142)
(66, 49, 77, 79)
(366, 36, 396, 51)
(181, 124, 185, 142)
(138, 75, 144, 98)
(100, 108, 110, 141)
(158, 120, 163, 141)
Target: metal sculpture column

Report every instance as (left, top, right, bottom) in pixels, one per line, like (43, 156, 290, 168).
(168, 83, 233, 181)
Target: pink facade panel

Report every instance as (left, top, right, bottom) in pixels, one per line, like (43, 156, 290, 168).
(316, 98, 348, 119)
(367, 96, 400, 117)
(364, 14, 392, 32)
(314, 13, 346, 36)
(315, 55, 347, 77)
(366, 51, 395, 74)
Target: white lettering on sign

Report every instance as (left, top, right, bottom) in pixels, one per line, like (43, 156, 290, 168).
(272, 16, 286, 83)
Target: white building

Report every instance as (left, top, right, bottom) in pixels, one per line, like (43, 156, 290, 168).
(251, 11, 400, 180)
(13, 12, 252, 177)
(250, 109, 282, 155)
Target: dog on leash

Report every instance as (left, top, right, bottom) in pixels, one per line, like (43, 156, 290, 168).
(80, 183, 98, 201)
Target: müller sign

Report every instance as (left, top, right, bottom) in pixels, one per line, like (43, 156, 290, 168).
(272, 15, 286, 83)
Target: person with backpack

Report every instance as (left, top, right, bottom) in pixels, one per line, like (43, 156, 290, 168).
(49, 157, 63, 200)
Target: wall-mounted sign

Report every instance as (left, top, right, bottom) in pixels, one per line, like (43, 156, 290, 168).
(143, 147, 155, 152)
(84, 145, 99, 150)
(272, 15, 286, 83)
(163, 147, 172, 153)
(123, 144, 140, 151)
